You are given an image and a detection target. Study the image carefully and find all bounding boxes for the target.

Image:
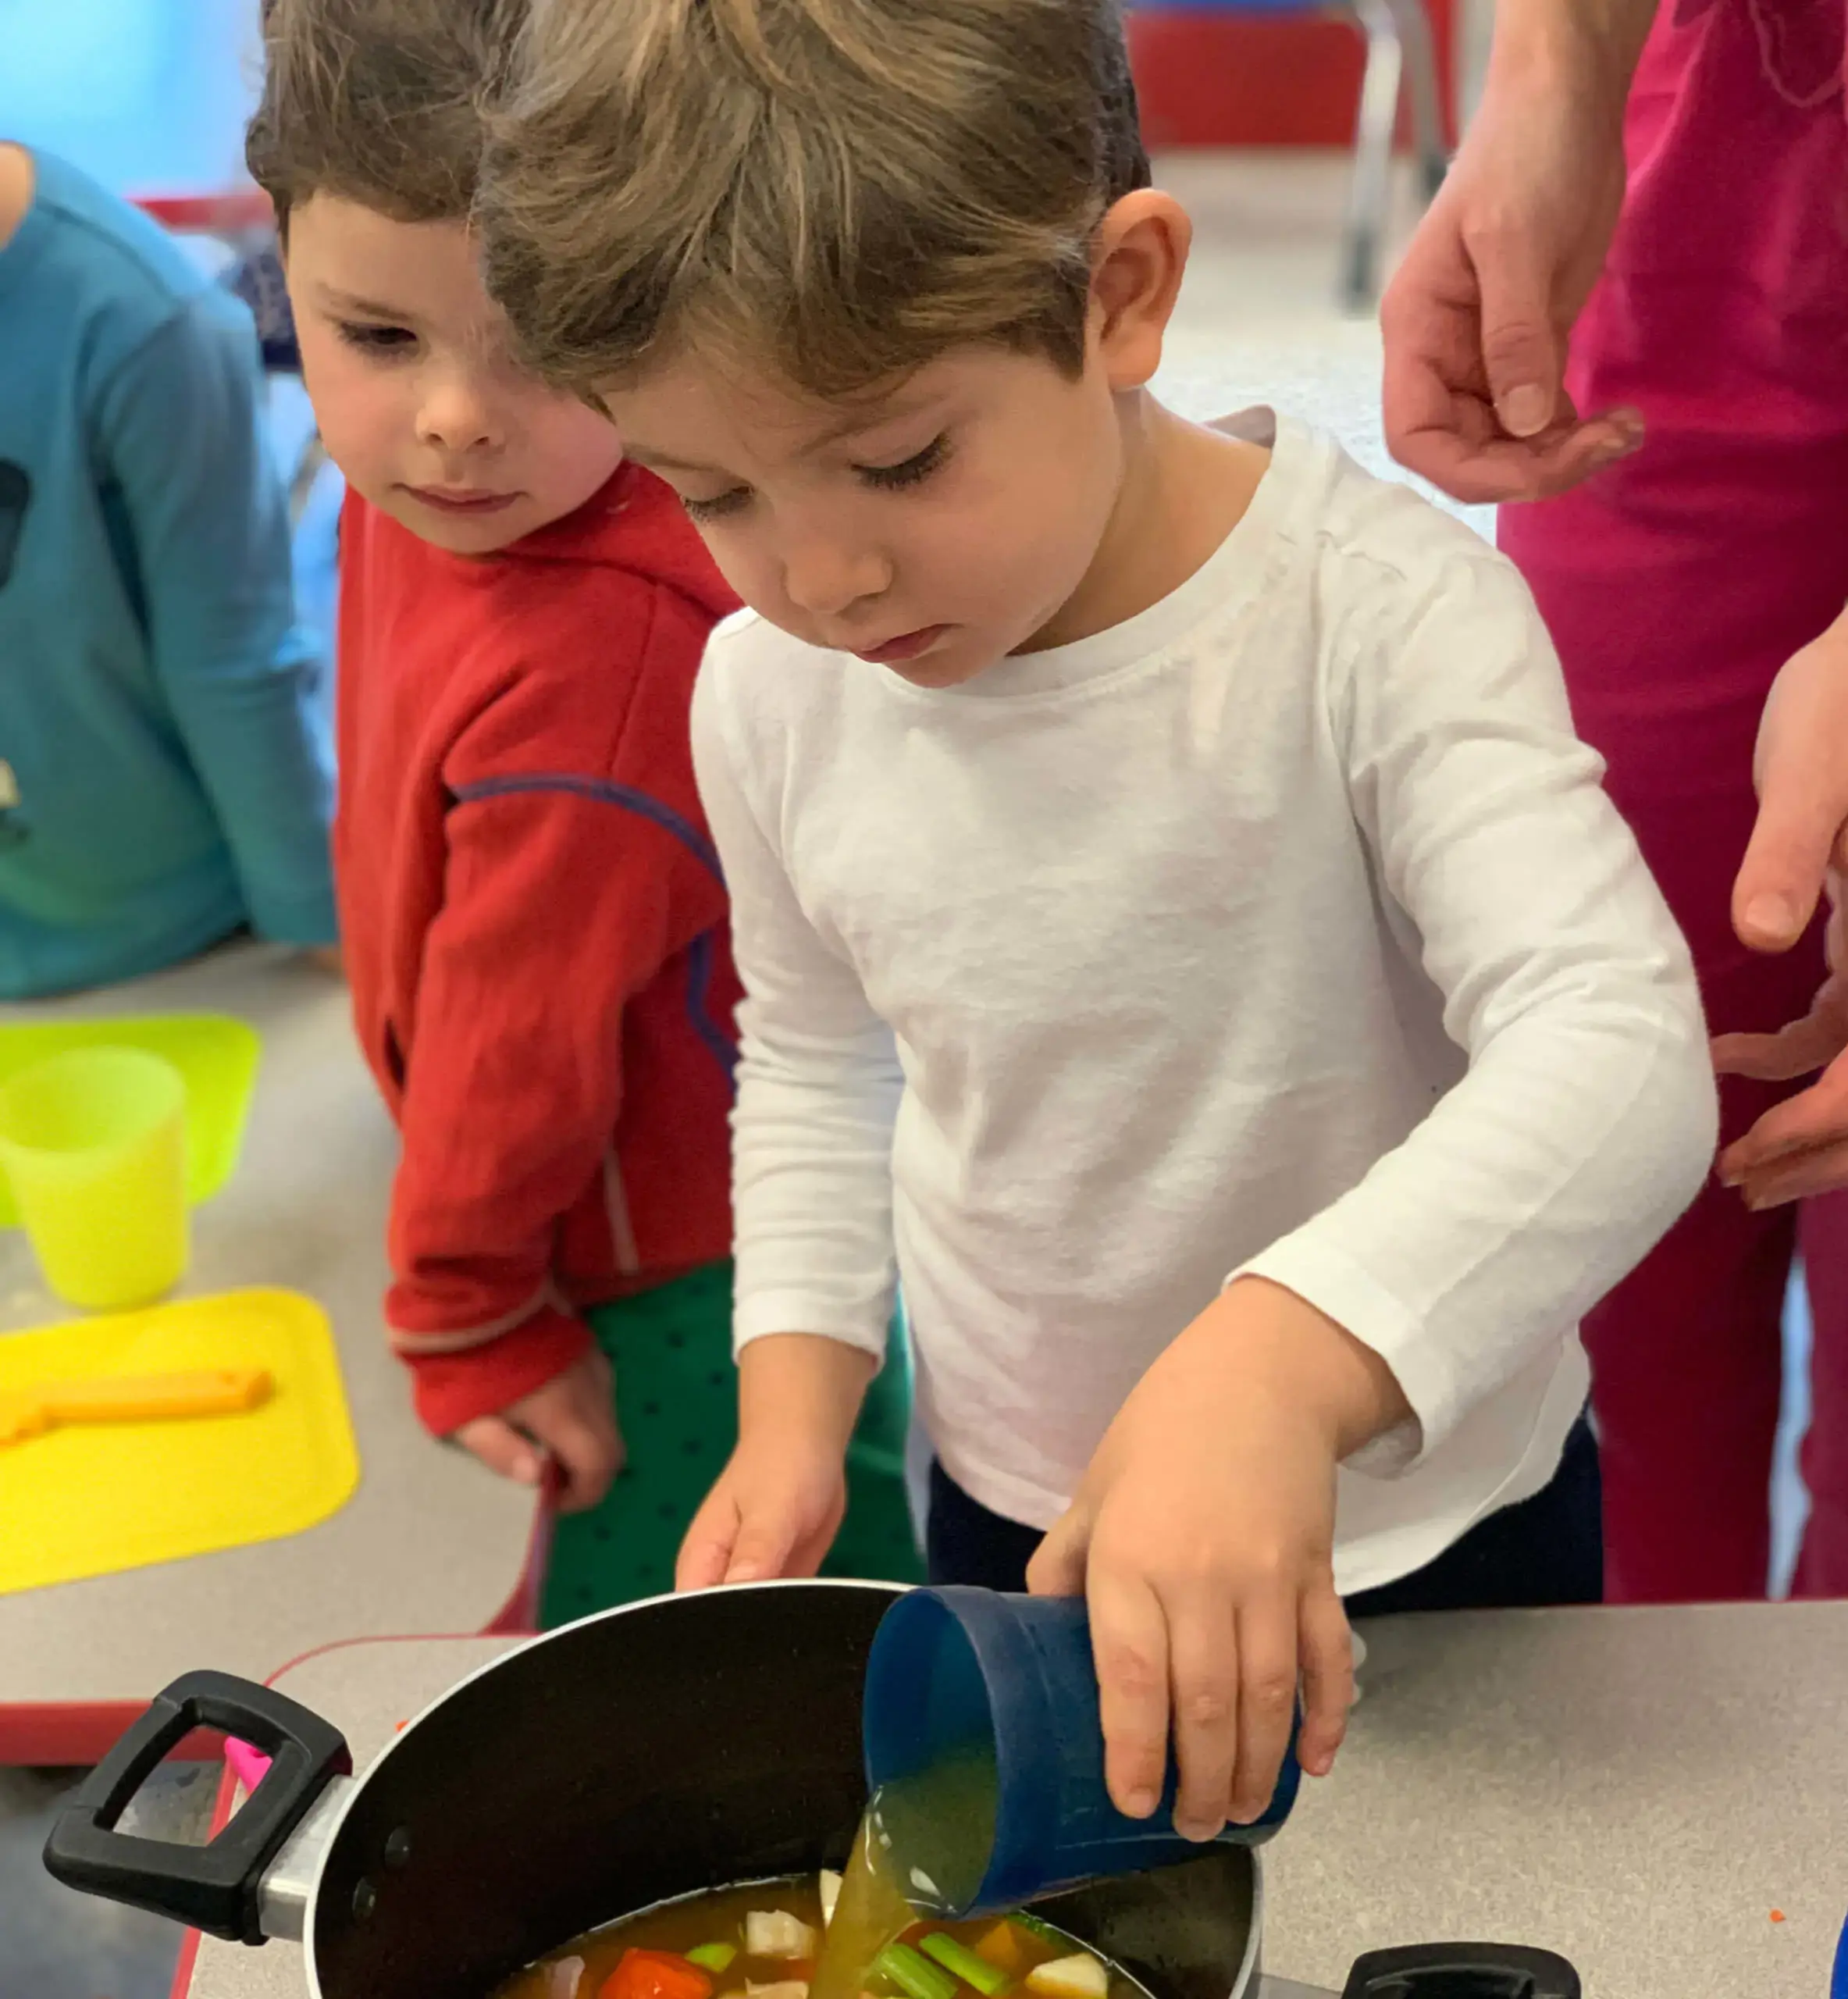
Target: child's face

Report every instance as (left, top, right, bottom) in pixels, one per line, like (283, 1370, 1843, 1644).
(604, 340, 1133, 686)
(284, 196, 625, 555)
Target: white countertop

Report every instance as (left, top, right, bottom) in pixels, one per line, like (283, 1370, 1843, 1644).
(0, 944, 538, 1728)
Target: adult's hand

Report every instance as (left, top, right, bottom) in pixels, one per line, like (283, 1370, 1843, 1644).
(1381, 5, 1648, 505)
(1714, 615, 1848, 1205)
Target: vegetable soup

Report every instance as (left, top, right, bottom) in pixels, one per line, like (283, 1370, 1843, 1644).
(493, 1875, 1145, 1999)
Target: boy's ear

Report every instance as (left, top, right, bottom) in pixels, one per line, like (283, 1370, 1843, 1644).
(1089, 190, 1191, 393)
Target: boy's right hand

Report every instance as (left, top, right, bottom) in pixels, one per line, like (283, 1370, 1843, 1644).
(675, 1332, 878, 1588)
(453, 1346, 623, 1513)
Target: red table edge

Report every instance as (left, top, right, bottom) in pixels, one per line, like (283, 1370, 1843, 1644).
(2, 1488, 553, 1766)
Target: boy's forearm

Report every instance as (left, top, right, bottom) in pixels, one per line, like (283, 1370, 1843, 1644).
(738, 1333, 879, 1456)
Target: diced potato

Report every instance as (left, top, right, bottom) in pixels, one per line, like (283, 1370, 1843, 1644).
(1026, 1954, 1109, 1999)
(818, 1870, 842, 1929)
(548, 1962, 586, 1999)
(974, 1925, 1025, 1975)
(746, 1913, 818, 1962)
(745, 1982, 810, 1999)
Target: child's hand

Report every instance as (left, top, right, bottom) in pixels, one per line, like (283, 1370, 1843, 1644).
(676, 1430, 849, 1587)
(675, 1332, 877, 1588)
(1027, 1278, 1409, 1840)
(453, 1347, 623, 1513)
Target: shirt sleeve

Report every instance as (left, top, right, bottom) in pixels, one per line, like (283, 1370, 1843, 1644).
(691, 651, 903, 1360)
(1237, 547, 1717, 1470)
(94, 288, 336, 944)
(387, 650, 731, 1436)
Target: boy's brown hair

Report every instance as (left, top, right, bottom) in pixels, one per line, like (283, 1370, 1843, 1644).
(246, 0, 522, 230)
(477, 0, 1150, 400)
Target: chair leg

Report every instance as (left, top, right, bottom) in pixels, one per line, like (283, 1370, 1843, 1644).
(1388, 0, 1451, 201)
(1341, 0, 1403, 312)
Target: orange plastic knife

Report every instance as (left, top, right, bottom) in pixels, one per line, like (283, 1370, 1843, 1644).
(0, 1368, 272, 1446)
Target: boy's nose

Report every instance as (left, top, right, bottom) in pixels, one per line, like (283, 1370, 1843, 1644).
(782, 537, 892, 621)
(415, 379, 500, 455)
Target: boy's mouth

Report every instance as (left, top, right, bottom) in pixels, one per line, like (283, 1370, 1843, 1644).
(404, 486, 520, 516)
(853, 624, 949, 666)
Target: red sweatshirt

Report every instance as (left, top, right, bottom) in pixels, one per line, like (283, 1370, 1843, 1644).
(335, 467, 742, 1435)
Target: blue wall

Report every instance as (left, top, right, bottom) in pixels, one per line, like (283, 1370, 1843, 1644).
(0, 0, 257, 194)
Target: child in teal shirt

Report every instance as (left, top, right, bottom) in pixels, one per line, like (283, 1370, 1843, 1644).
(0, 144, 336, 997)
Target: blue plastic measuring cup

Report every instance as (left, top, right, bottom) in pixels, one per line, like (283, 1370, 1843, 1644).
(861, 1586, 1300, 1918)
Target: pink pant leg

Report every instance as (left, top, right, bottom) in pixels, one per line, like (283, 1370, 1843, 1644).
(1497, 0, 1848, 1601)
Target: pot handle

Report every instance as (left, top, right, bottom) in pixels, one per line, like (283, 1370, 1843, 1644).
(42, 1669, 352, 1946)
(1338, 1944, 1579, 1997)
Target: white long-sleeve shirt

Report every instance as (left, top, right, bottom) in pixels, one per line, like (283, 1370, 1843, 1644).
(692, 410, 1716, 1595)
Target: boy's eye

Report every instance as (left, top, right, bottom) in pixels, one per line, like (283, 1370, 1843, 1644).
(680, 486, 752, 524)
(856, 433, 951, 492)
(334, 319, 418, 356)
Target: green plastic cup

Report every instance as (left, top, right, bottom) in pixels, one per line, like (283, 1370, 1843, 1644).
(0, 1046, 190, 1310)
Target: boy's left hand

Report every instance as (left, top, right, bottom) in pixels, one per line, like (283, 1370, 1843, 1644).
(1027, 1278, 1408, 1840)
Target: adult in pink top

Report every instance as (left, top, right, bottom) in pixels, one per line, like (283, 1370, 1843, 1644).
(1384, 0, 1848, 1602)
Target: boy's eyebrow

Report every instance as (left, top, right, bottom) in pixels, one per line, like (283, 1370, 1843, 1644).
(622, 445, 720, 476)
(316, 284, 415, 320)
(623, 398, 946, 480)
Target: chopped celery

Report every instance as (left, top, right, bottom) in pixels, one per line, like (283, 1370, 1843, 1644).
(920, 1933, 1011, 1996)
(877, 1944, 958, 1999)
(687, 1947, 738, 1975)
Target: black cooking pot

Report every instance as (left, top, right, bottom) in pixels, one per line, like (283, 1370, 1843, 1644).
(44, 1581, 1579, 1999)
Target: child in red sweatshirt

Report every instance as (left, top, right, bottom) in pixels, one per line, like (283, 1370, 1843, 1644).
(244, 0, 922, 1597)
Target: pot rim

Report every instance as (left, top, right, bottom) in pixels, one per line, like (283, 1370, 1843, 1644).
(299, 1579, 1265, 1999)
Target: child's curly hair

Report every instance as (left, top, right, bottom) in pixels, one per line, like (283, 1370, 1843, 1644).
(476, 0, 1150, 400)
(246, 0, 524, 230)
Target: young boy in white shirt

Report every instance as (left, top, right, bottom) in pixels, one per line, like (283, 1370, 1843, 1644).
(477, 0, 1715, 1836)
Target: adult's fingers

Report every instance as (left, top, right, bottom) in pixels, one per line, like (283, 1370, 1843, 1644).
(453, 1413, 544, 1488)
(1729, 1134, 1848, 1210)
(1228, 1596, 1298, 1826)
(1164, 1587, 1240, 1842)
(1472, 231, 1565, 441)
(1294, 1587, 1355, 1779)
(1390, 408, 1641, 509)
(1712, 1015, 1839, 1085)
(1088, 1567, 1173, 1821)
(1718, 1063, 1848, 1182)
(1735, 688, 1846, 952)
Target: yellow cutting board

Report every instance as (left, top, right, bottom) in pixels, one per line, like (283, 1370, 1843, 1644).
(0, 1289, 359, 1594)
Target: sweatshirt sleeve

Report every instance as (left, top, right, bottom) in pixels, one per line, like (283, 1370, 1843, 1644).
(389, 593, 730, 1435)
(1237, 547, 1717, 1470)
(94, 287, 337, 944)
(691, 645, 903, 1360)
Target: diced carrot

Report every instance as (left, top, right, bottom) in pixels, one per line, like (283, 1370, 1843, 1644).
(599, 1949, 717, 1999)
(974, 1926, 1026, 1975)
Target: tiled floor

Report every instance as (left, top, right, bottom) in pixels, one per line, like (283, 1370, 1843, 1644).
(0, 131, 1818, 1997)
